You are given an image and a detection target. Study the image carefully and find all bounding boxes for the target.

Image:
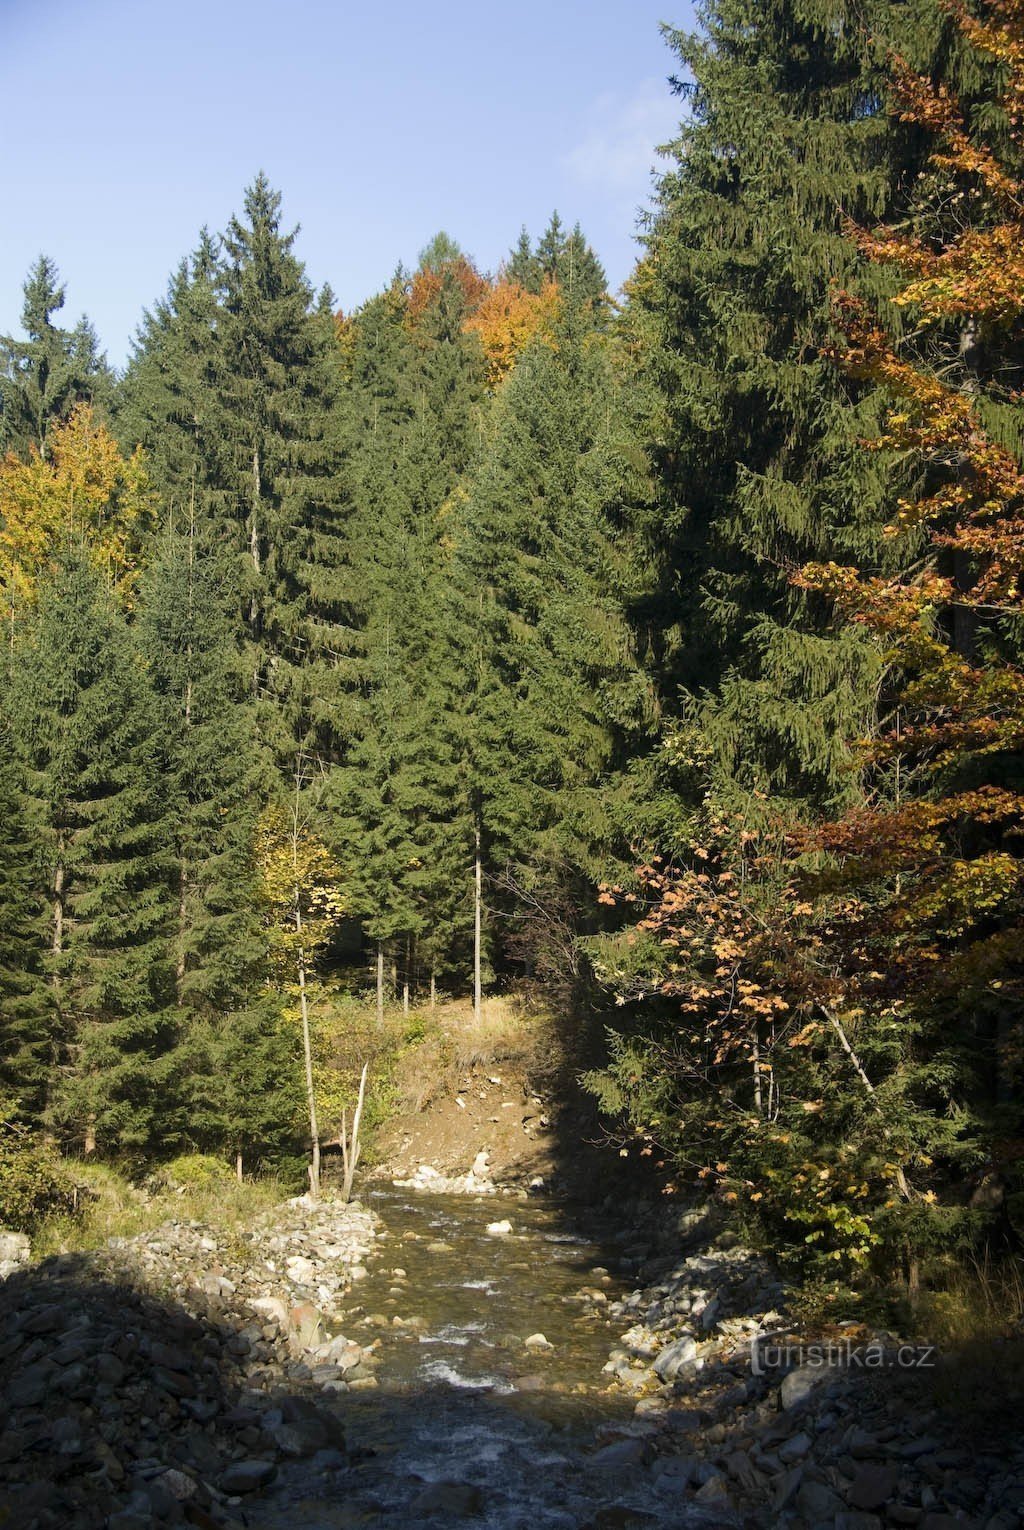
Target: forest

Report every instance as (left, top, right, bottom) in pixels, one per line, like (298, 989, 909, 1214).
(2, 0, 1024, 1301)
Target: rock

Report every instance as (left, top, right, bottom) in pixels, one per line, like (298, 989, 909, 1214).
(780, 1360, 837, 1411)
(0, 1230, 31, 1277)
(524, 1333, 552, 1350)
(694, 1473, 732, 1504)
(796, 1480, 845, 1519)
(248, 1296, 289, 1328)
(410, 1479, 484, 1516)
(472, 1152, 490, 1177)
(288, 1301, 326, 1349)
(847, 1463, 899, 1510)
(218, 1459, 278, 1494)
(155, 1468, 197, 1502)
(778, 1429, 812, 1462)
(652, 1333, 697, 1382)
(486, 1220, 512, 1236)
(591, 1438, 647, 1469)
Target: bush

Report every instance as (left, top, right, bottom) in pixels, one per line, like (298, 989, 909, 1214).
(155, 1153, 237, 1191)
(0, 1130, 82, 1232)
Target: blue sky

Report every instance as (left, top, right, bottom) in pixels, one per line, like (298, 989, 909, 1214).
(0, 0, 693, 368)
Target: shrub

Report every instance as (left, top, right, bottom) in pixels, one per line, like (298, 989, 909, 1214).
(0, 1129, 82, 1232)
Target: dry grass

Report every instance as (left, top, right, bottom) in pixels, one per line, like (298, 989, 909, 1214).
(385, 994, 555, 1113)
(31, 1157, 290, 1258)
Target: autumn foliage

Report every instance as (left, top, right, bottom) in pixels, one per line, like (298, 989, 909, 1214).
(598, 0, 1024, 1274)
(464, 277, 560, 385)
(0, 404, 152, 611)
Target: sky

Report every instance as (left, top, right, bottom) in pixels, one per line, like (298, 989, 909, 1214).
(0, 0, 693, 369)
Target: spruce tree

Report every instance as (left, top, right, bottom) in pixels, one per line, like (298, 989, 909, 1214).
(10, 550, 179, 1154)
(447, 294, 653, 987)
(214, 175, 355, 768)
(0, 257, 111, 458)
(634, 0, 945, 810)
(329, 266, 485, 999)
(0, 710, 50, 1122)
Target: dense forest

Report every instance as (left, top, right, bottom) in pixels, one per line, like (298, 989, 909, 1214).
(2, 0, 1024, 1295)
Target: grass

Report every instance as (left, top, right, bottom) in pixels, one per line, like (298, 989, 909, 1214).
(31, 1155, 291, 1258)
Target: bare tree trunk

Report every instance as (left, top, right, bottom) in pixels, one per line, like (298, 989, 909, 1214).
(403, 982, 409, 1017)
(339, 1063, 368, 1204)
(430, 967, 436, 1009)
(52, 861, 64, 967)
(84, 1115, 96, 1156)
(236, 1150, 243, 1183)
(376, 941, 384, 1027)
(474, 823, 482, 1024)
(752, 1031, 763, 1117)
(297, 927, 320, 1200)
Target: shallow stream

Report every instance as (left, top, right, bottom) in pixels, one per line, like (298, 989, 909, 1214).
(248, 1188, 706, 1528)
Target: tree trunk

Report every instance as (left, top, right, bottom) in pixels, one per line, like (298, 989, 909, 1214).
(752, 1031, 763, 1117)
(376, 941, 384, 1027)
(52, 860, 64, 965)
(474, 823, 482, 1024)
(430, 967, 436, 1009)
(236, 1150, 243, 1184)
(403, 982, 409, 1017)
(339, 1062, 368, 1204)
(295, 899, 320, 1201)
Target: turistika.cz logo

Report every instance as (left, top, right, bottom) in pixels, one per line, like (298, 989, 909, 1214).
(751, 1331, 936, 1376)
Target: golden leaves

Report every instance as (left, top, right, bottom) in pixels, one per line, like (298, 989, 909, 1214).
(0, 405, 153, 609)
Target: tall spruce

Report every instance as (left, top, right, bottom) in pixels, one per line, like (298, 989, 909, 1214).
(0, 257, 111, 459)
(448, 292, 653, 991)
(0, 709, 50, 1122)
(10, 550, 179, 1154)
(633, 0, 945, 811)
(215, 175, 354, 768)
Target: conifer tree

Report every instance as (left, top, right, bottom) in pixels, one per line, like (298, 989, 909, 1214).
(507, 217, 606, 305)
(10, 550, 179, 1154)
(634, 0, 944, 810)
(0, 711, 50, 1122)
(330, 265, 485, 1001)
(214, 176, 355, 767)
(448, 294, 653, 990)
(0, 257, 111, 458)
(117, 232, 223, 533)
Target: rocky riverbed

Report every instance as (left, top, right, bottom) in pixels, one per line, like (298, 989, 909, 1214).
(0, 1194, 381, 1530)
(1, 1178, 1022, 1529)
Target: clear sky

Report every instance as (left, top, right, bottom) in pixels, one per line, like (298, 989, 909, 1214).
(0, 0, 693, 368)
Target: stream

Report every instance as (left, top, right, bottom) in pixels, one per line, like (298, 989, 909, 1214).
(247, 1187, 708, 1529)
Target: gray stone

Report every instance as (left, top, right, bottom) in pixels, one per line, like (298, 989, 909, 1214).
(778, 1430, 812, 1462)
(796, 1479, 845, 1519)
(652, 1334, 698, 1382)
(591, 1438, 647, 1470)
(411, 1479, 485, 1516)
(218, 1458, 278, 1493)
(780, 1361, 837, 1411)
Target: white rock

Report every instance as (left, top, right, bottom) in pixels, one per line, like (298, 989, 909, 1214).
(525, 1333, 553, 1349)
(653, 1333, 698, 1382)
(486, 1220, 512, 1236)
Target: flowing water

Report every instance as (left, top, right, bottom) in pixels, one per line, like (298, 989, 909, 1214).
(248, 1188, 708, 1528)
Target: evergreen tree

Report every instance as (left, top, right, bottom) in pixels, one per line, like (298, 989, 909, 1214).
(9, 550, 179, 1154)
(514, 214, 607, 304)
(633, 0, 945, 811)
(448, 294, 653, 986)
(0, 709, 50, 1122)
(117, 232, 223, 532)
(329, 267, 485, 998)
(0, 257, 111, 459)
(214, 175, 355, 767)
